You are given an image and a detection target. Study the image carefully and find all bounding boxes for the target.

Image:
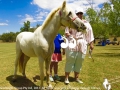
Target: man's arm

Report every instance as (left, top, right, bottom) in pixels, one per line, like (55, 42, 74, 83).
(62, 48, 65, 55)
(89, 41, 94, 50)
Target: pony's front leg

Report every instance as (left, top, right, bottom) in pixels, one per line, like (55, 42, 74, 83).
(13, 52, 22, 81)
(38, 57, 45, 89)
(45, 58, 52, 89)
(13, 57, 19, 80)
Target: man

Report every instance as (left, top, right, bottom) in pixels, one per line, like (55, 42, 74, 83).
(64, 7, 94, 84)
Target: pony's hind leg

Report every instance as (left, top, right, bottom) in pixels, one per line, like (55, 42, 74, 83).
(22, 55, 30, 77)
(45, 58, 52, 89)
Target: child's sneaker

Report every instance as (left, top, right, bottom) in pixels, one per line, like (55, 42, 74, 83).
(76, 79, 83, 83)
(54, 75, 61, 81)
(64, 78, 69, 84)
(49, 76, 54, 82)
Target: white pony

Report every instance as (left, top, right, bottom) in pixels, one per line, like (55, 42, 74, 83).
(13, 1, 86, 89)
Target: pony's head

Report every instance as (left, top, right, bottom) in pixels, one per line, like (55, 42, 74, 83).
(59, 1, 86, 32)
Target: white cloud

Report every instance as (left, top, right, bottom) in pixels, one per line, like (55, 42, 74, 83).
(35, 11, 48, 21)
(32, 0, 65, 10)
(93, 0, 109, 4)
(0, 23, 8, 26)
(25, 14, 37, 22)
(20, 0, 110, 25)
(6, 30, 10, 33)
(32, 0, 110, 12)
(20, 14, 37, 24)
(17, 15, 22, 17)
(20, 11, 48, 24)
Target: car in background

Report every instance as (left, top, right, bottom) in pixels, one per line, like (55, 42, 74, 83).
(111, 41, 119, 45)
(106, 39, 119, 45)
(97, 38, 120, 46)
(106, 39, 111, 45)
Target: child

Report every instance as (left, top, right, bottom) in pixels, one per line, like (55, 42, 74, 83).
(49, 34, 65, 81)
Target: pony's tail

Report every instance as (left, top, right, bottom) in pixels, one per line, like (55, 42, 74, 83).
(19, 53, 24, 73)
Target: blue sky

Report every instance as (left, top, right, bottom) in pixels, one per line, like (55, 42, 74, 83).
(0, 0, 109, 34)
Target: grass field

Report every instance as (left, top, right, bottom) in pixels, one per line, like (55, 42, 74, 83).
(0, 43, 120, 90)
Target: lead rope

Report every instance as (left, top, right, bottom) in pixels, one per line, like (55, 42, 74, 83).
(89, 48, 94, 62)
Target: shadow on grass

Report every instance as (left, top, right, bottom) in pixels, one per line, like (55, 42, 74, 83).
(101, 48, 120, 50)
(94, 53, 120, 57)
(33, 75, 40, 82)
(106, 48, 120, 50)
(55, 76, 75, 82)
(95, 45, 120, 50)
(6, 75, 39, 90)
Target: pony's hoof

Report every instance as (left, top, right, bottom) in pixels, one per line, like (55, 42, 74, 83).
(47, 84, 53, 90)
(22, 73, 27, 78)
(23, 75, 27, 78)
(40, 87, 45, 90)
(12, 76, 17, 82)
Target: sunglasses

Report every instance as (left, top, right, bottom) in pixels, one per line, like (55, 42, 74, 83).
(76, 12, 83, 15)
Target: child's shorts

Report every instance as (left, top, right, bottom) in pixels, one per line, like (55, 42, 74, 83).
(51, 53, 62, 62)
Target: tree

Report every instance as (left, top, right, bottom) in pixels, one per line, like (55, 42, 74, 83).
(20, 21, 30, 32)
(0, 35, 1, 40)
(86, 8, 105, 38)
(98, 2, 112, 39)
(86, 8, 97, 24)
(29, 24, 41, 32)
(1, 32, 16, 42)
(36, 24, 41, 28)
(85, 0, 120, 39)
(108, 0, 120, 36)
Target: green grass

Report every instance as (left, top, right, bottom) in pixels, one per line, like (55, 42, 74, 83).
(0, 43, 120, 90)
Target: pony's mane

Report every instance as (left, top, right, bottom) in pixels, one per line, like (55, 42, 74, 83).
(41, 7, 61, 30)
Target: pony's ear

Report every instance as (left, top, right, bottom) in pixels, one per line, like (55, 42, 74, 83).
(61, 1, 66, 10)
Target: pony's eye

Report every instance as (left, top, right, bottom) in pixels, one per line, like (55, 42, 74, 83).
(68, 12, 72, 16)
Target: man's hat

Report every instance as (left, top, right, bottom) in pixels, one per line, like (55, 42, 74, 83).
(75, 7, 84, 14)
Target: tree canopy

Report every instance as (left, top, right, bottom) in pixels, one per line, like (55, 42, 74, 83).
(86, 0, 120, 39)
(0, 0, 120, 42)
